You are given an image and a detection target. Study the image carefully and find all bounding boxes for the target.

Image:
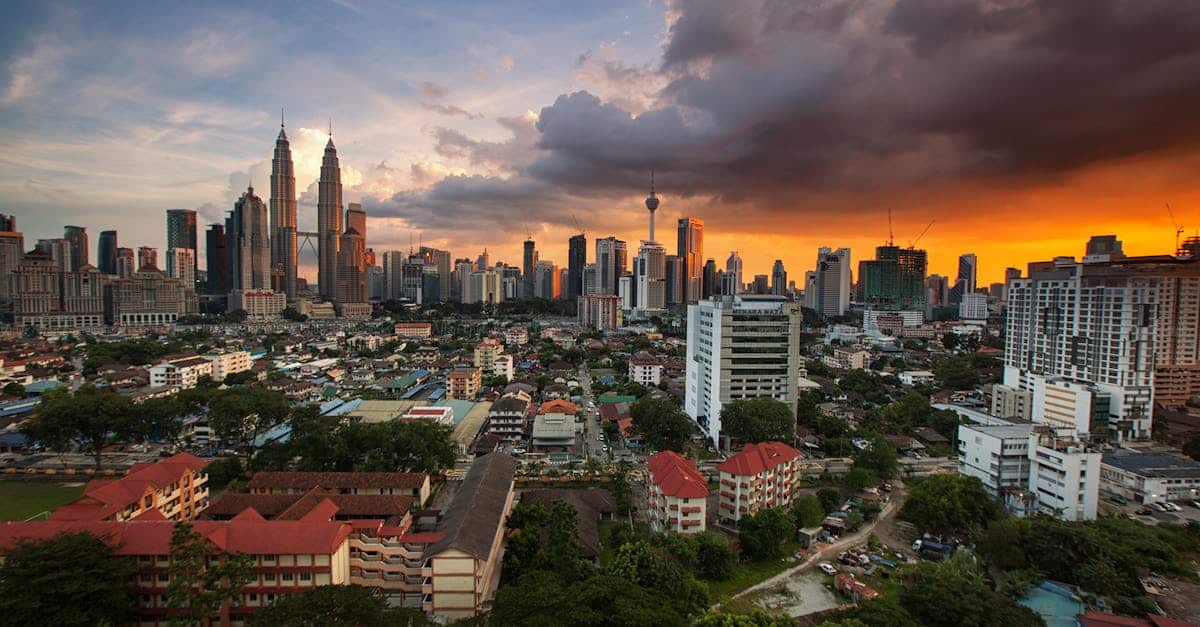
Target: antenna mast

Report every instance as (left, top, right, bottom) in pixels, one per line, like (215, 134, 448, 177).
(887, 208, 894, 246)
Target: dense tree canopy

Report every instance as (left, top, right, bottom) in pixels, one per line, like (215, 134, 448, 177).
(899, 474, 1000, 535)
(207, 385, 291, 449)
(792, 494, 826, 528)
(630, 396, 692, 452)
(720, 398, 795, 444)
(738, 507, 797, 560)
(853, 436, 898, 480)
(0, 531, 136, 626)
(23, 385, 135, 469)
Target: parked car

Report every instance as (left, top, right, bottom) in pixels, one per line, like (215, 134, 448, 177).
(912, 539, 923, 551)
(1165, 502, 1183, 512)
(819, 562, 838, 575)
(1149, 502, 1168, 512)
(1136, 508, 1154, 516)
(1108, 495, 1128, 505)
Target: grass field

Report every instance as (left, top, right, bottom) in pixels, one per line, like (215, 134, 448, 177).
(707, 541, 803, 602)
(0, 479, 87, 521)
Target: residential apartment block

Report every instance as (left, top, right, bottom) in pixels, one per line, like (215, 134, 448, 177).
(446, 367, 481, 400)
(49, 452, 211, 522)
(149, 355, 214, 389)
(646, 451, 708, 533)
(628, 351, 663, 386)
(716, 442, 802, 524)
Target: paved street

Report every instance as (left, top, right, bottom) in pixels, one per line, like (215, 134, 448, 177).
(578, 363, 604, 460)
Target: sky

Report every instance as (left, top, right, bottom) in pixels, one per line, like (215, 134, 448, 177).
(2, 0, 1200, 286)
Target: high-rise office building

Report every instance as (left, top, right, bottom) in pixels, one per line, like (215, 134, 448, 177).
(115, 247, 135, 278)
(582, 262, 598, 295)
(751, 274, 769, 294)
(685, 295, 802, 447)
(475, 249, 490, 271)
(859, 245, 928, 312)
(63, 225, 88, 271)
(803, 271, 818, 309)
(1085, 235, 1125, 260)
(770, 260, 787, 297)
(168, 248, 195, 288)
(567, 233, 586, 300)
(205, 225, 227, 295)
(534, 261, 559, 299)
(0, 214, 23, 301)
(138, 246, 158, 271)
(335, 207, 368, 313)
(722, 251, 743, 295)
(226, 186, 271, 291)
(949, 252, 977, 305)
(166, 209, 198, 284)
(664, 254, 684, 307)
(97, 230, 118, 275)
(270, 116, 298, 298)
(317, 131, 344, 300)
(595, 236, 627, 295)
(35, 238, 71, 272)
(702, 258, 717, 299)
(417, 246, 452, 303)
(677, 217, 704, 304)
(522, 239, 537, 299)
(925, 274, 949, 308)
(815, 247, 851, 317)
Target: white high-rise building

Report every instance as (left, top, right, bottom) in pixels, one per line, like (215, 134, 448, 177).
(1005, 257, 1155, 440)
(815, 247, 851, 317)
(685, 295, 802, 447)
(959, 291, 988, 322)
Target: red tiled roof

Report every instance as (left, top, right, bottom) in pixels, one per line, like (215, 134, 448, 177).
(49, 452, 209, 521)
(247, 471, 427, 491)
(1079, 612, 1195, 627)
(539, 399, 577, 415)
(0, 517, 352, 556)
(716, 442, 800, 477)
(647, 451, 709, 499)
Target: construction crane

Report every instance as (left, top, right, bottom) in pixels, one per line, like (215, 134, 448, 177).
(571, 213, 586, 236)
(887, 208, 895, 246)
(909, 219, 935, 249)
(1167, 202, 1184, 253)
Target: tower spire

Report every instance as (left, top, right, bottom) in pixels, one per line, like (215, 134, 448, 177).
(644, 168, 659, 242)
(281, 107, 285, 129)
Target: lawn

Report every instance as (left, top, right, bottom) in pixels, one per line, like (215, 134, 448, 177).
(707, 541, 803, 602)
(0, 479, 87, 521)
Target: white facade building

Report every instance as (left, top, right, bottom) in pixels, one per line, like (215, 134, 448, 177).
(959, 291, 988, 322)
(685, 295, 802, 447)
(815, 247, 851, 317)
(1026, 428, 1100, 521)
(957, 423, 1032, 502)
(208, 350, 252, 382)
(149, 356, 214, 389)
(628, 352, 663, 386)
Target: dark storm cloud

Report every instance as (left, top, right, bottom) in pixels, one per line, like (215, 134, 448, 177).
(390, 0, 1200, 231)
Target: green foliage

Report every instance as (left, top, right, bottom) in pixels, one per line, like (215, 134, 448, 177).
(204, 456, 245, 490)
(83, 338, 183, 374)
(843, 468, 877, 494)
(899, 554, 1043, 627)
(853, 436, 898, 479)
(796, 391, 824, 427)
(720, 398, 796, 444)
(697, 608, 795, 626)
(738, 507, 797, 560)
(165, 522, 255, 626)
(793, 494, 826, 528)
(23, 384, 135, 469)
(207, 385, 290, 449)
(0, 531, 136, 626)
(932, 353, 1000, 390)
(249, 585, 430, 626)
(900, 474, 1000, 534)
(630, 396, 692, 452)
(490, 571, 689, 626)
(261, 409, 457, 475)
(609, 460, 633, 515)
(2, 382, 26, 398)
(824, 437, 854, 456)
(817, 488, 842, 513)
(1184, 435, 1200, 461)
(836, 370, 892, 406)
(694, 532, 736, 580)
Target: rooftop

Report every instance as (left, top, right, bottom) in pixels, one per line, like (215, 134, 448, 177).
(425, 453, 517, 560)
(1101, 451, 1200, 479)
(647, 451, 709, 499)
(717, 441, 801, 476)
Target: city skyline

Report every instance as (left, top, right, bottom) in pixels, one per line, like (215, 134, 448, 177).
(3, 1, 1200, 284)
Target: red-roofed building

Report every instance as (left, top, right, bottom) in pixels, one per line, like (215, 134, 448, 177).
(716, 441, 802, 524)
(646, 451, 709, 534)
(1078, 611, 1195, 627)
(49, 452, 211, 522)
(835, 573, 880, 601)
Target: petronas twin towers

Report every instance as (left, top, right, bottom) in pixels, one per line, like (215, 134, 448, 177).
(267, 114, 345, 301)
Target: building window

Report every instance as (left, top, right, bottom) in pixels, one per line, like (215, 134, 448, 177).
(300, 573, 312, 582)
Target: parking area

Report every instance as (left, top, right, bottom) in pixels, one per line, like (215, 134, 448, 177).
(1101, 498, 1200, 525)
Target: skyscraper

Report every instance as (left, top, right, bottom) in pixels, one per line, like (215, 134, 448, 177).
(226, 186, 270, 291)
(270, 115, 298, 298)
(567, 233, 586, 301)
(949, 252, 978, 304)
(860, 245, 928, 312)
(595, 236, 626, 295)
(138, 246, 158, 271)
(335, 206, 368, 313)
(771, 260, 787, 297)
(205, 225, 227, 295)
(0, 214, 23, 301)
(815, 247, 851, 317)
(166, 209, 198, 284)
(115, 247, 135, 278)
(522, 238, 537, 299)
(665, 254, 684, 306)
(419, 246, 452, 303)
(677, 217, 704, 304)
(635, 174, 666, 316)
(35, 238, 71, 272)
(317, 130, 343, 300)
(63, 225, 88, 271)
(702, 258, 717, 299)
(168, 248, 195, 288)
(97, 230, 118, 275)
(723, 251, 743, 295)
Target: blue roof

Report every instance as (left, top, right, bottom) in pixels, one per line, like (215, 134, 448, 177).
(0, 398, 39, 417)
(25, 380, 63, 394)
(325, 398, 363, 417)
(427, 387, 446, 401)
(254, 422, 293, 447)
(250, 350, 269, 359)
(411, 369, 431, 379)
(0, 432, 28, 445)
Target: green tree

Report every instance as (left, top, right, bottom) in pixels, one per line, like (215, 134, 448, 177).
(853, 436, 898, 479)
(697, 608, 795, 626)
(22, 384, 135, 469)
(900, 554, 1042, 627)
(694, 532, 736, 580)
(630, 396, 692, 451)
(489, 571, 689, 626)
(738, 507, 797, 560)
(204, 456, 245, 490)
(843, 467, 876, 494)
(2, 382, 26, 398)
(609, 460, 633, 516)
(720, 398, 796, 444)
(900, 474, 1000, 535)
(207, 386, 290, 449)
(0, 531, 136, 626)
(165, 522, 255, 626)
(248, 585, 431, 626)
(817, 488, 842, 513)
(792, 494, 826, 528)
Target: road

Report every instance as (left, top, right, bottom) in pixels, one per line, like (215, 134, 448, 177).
(730, 489, 906, 601)
(578, 363, 604, 460)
